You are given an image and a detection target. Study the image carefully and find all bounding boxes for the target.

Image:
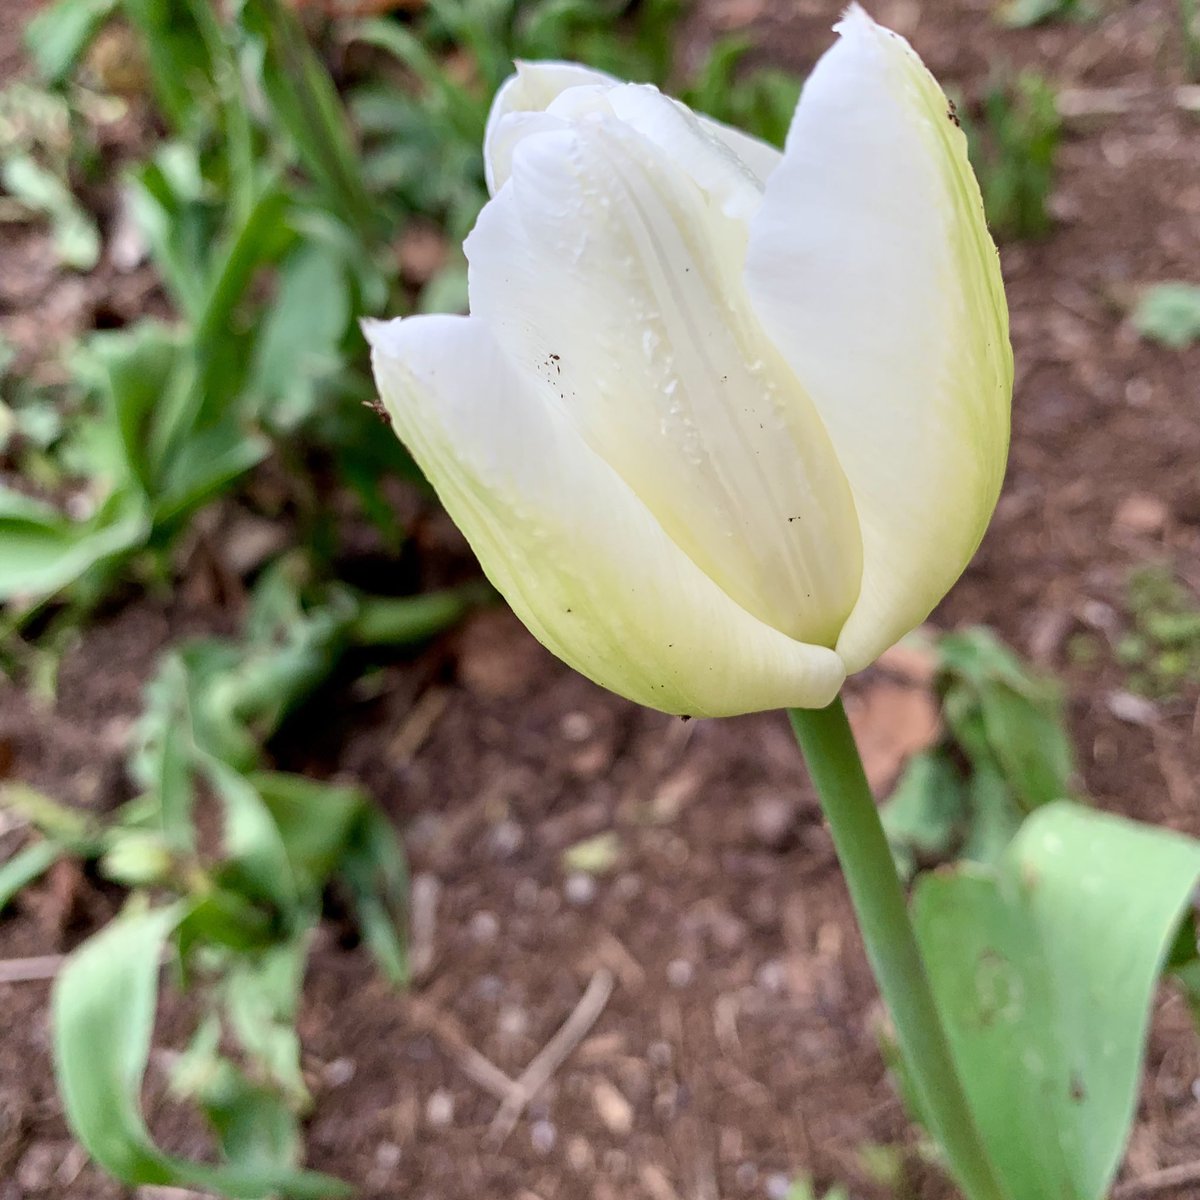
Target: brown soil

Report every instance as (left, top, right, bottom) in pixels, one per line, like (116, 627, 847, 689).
(3, 0, 1200, 1198)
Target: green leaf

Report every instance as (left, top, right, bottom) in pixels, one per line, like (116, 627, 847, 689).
(223, 936, 311, 1106)
(913, 802, 1200, 1200)
(2, 154, 100, 270)
(881, 750, 968, 880)
(202, 755, 298, 916)
(250, 771, 364, 894)
(340, 806, 409, 985)
(51, 903, 348, 1197)
(0, 838, 66, 913)
(0, 486, 148, 602)
(1133, 282, 1200, 350)
(24, 0, 120, 83)
(249, 242, 350, 431)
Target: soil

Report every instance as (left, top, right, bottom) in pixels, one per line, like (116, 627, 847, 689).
(2, 0, 1200, 1198)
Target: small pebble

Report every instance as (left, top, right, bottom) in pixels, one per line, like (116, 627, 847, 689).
(749, 793, 798, 851)
(648, 1040, 673, 1068)
(426, 1089, 455, 1128)
(565, 871, 597, 905)
(375, 1142, 402, 1171)
(666, 958, 694, 989)
(323, 1057, 355, 1087)
(592, 1078, 634, 1136)
(766, 1173, 794, 1200)
(489, 819, 525, 858)
(498, 1004, 529, 1038)
(470, 910, 500, 943)
(756, 960, 788, 995)
(560, 710, 595, 741)
(531, 1119, 557, 1154)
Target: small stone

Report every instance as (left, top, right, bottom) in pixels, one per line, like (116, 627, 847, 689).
(565, 872, 597, 906)
(375, 1142, 402, 1171)
(1114, 493, 1168, 536)
(1107, 690, 1158, 726)
(498, 1004, 529, 1038)
(735, 1161, 758, 1190)
(748, 793, 798, 851)
(323, 1057, 355, 1087)
(425, 1088, 455, 1128)
(489, 819, 525, 858)
(560, 711, 594, 741)
(531, 1119, 557, 1154)
(666, 959, 694, 989)
(592, 1078, 634, 1136)
(469, 910, 500, 943)
(766, 1173, 794, 1200)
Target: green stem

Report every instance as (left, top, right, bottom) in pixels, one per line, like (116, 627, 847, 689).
(788, 699, 1008, 1200)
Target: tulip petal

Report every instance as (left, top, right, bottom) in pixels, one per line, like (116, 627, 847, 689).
(466, 96, 863, 647)
(484, 60, 782, 194)
(744, 5, 1012, 673)
(366, 314, 846, 716)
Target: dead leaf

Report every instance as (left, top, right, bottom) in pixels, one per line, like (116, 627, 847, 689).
(845, 682, 940, 793)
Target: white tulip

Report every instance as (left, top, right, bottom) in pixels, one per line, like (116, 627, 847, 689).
(366, 5, 1012, 717)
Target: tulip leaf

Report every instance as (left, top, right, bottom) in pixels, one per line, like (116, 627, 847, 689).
(52, 903, 348, 1198)
(912, 802, 1200, 1200)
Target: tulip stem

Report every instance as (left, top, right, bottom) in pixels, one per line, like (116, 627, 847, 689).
(787, 699, 1008, 1200)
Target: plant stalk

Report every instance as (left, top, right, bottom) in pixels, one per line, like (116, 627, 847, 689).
(788, 698, 1008, 1200)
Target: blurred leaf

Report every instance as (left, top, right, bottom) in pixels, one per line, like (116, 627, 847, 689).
(52, 902, 347, 1197)
(939, 627, 1075, 811)
(340, 805, 409, 985)
(24, 0, 120, 83)
(118, 0, 215, 130)
(349, 582, 491, 645)
(2, 153, 100, 270)
(881, 751, 967, 881)
(203, 754, 298, 916)
(1133, 282, 1200, 350)
(242, 0, 378, 239)
(250, 242, 350, 430)
(998, 0, 1087, 27)
(914, 802, 1200, 1200)
(251, 771, 364, 893)
(223, 935, 310, 1105)
(563, 831, 621, 875)
(0, 486, 148, 603)
(0, 838, 67, 913)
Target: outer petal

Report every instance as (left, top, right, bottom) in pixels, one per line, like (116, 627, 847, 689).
(744, 5, 1012, 673)
(365, 314, 846, 716)
(466, 94, 863, 647)
(484, 60, 783, 194)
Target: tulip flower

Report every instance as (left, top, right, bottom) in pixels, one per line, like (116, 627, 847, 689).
(366, 5, 1011, 718)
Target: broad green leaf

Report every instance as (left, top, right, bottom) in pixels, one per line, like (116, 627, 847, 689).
(250, 771, 364, 893)
(913, 802, 1200, 1200)
(51, 903, 347, 1198)
(0, 486, 148, 602)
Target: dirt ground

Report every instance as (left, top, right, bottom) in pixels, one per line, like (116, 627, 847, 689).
(2, 0, 1200, 1197)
